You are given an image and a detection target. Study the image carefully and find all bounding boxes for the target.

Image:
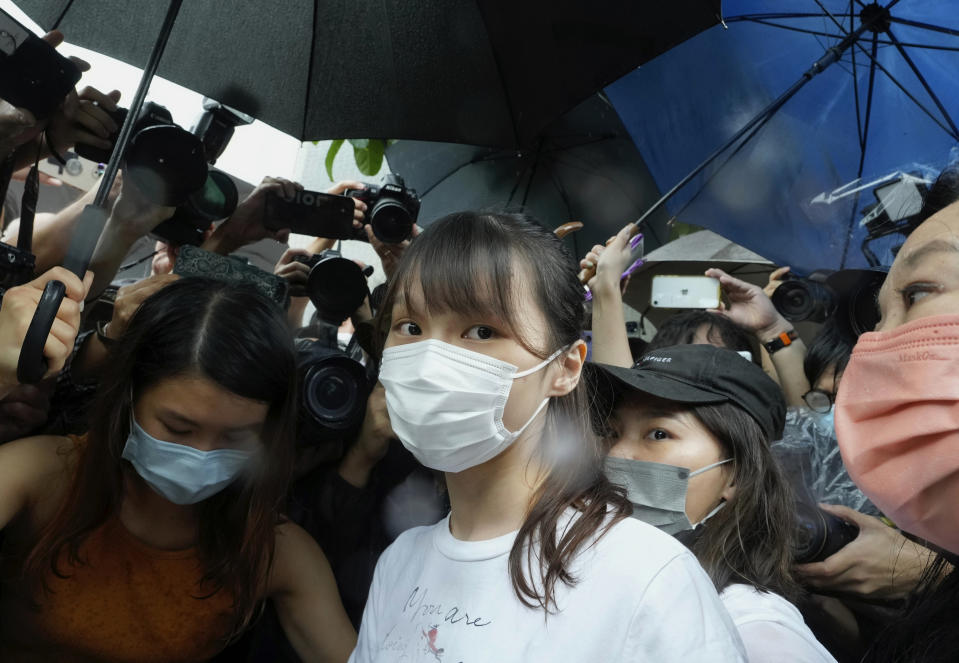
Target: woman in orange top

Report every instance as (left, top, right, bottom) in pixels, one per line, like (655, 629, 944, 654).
(0, 277, 356, 662)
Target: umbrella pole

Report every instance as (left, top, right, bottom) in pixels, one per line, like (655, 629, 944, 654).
(632, 17, 878, 231)
(16, 0, 184, 384)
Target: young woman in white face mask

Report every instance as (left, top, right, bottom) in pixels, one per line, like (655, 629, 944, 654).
(349, 211, 745, 662)
(593, 344, 836, 662)
(0, 278, 355, 662)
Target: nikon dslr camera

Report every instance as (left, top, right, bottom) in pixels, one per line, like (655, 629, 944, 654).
(345, 174, 420, 244)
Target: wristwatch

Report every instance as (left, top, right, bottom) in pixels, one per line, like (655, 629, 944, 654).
(762, 329, 798, 355)
(96, 320, 116, 347)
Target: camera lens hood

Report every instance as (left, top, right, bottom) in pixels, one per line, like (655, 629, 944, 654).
(307, 255, 368, 325)
(125, 125, 208, 206)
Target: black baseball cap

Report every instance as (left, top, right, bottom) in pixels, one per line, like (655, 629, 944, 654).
(589, 344, 786, 440)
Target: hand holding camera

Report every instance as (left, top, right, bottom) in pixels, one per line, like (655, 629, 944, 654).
(796, 503, 936, 600)
(203, 176, 301, 255)
(45, 85, 121, 157)
(0, 267, 91, 397)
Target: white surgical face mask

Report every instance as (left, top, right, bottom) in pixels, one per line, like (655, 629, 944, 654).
(122, 416, 251, 505)
(379, 339, 563, 472)
(604, 455, 732, 535)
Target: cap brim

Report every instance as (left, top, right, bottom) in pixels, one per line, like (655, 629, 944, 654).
(589, 362, 728, 405)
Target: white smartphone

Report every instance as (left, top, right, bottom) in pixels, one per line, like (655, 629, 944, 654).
(651, 275, 721, 309)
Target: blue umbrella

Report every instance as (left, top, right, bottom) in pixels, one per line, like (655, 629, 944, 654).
(606, 0, 959, 273)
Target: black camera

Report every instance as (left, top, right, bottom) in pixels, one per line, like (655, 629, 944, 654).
(75, 100, 252, 245)
(294, 249, 370, 326)
(0, 10, 81, 119)
(772, 268, 885, 337)
(295, 338, 375, 449)
(0, 243, 35, 292)
(794, 501, 860, 564)
(345, 174, 420, 244)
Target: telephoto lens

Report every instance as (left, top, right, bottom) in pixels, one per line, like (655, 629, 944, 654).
(772, 274, 836, 324)
(794, 501, 860, 564)
(306, 250, 369, 325)
(295, 339, 372, 446)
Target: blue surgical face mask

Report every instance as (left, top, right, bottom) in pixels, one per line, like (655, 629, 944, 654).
(122, 417, 251, 505)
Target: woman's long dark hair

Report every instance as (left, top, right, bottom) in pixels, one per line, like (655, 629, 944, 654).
(24, 278, 298, 640)
(375, 211, 630, 612)
(684, 402, 803, 603)
(864, 555, 959, 662)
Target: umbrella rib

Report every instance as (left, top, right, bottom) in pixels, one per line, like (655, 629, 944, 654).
(851, 40, 959, 141)
(301, 0, 320, 138)
(473, 1, 521, 146)
(724, 17, 845, 41)
(729, 13, 959, 52)
(812, 0, 849, 34)
(858, 33, 878, 176)
(52, 0, 77, 29)
(724, 12, 855, 21)
(850, 1, 864, 151)
(885, 27, 959, 139)
(888, 17, 959, 38)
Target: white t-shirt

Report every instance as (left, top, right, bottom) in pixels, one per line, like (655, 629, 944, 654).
(720, 584, 837, 663)
(350, 511, 746, 662)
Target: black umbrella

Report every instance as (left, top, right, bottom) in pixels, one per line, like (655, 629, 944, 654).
(18, 0, 722, 147)
(385, 93, 669, 257)
(15, 0, 724, 381)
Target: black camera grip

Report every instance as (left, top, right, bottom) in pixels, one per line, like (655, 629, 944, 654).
(16, 280, 66, 384)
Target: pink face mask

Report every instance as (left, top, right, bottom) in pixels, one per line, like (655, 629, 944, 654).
(835, 314, 959, 554)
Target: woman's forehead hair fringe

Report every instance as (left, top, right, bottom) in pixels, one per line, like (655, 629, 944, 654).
(392, 213, 547, 351)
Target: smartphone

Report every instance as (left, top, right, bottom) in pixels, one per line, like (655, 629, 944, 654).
(264, 190, 356, 238)
(650, 275, 721, 309)
(0, 10, 81, 118)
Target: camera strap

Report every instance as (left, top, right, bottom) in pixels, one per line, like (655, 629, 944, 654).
(15, 133, 43, 254)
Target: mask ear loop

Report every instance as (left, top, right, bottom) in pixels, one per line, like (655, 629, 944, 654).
(513, 346, 568, 379)
(688, 457, 734, 528)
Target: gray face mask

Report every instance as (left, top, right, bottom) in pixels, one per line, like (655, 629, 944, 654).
(604, 455, 732, 536)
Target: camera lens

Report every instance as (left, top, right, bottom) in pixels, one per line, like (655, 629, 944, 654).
(307, 255, 368, 325)
(298, 346, 370, 439)
(846, 274, 884, 336)
(794, 501, 859, 563)
(772, 280, 835, 323)
(794, 501, 828, 563)
(186, 170, 239, 221)
(125, 125, 208, 206)
(304, 363, 360, 426)
(370, 199, 414, 244)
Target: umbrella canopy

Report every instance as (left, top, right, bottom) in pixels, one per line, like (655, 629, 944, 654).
(384, 93, 670, 257)
(20, 0, 722, 147)
(621, 229, 774, 326)
(605, 0, 959, 274)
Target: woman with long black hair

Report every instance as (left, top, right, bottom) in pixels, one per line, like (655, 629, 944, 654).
(0, 278, 355, 662)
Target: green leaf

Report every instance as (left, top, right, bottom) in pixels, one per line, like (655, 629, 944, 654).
(325, 139, 344, 181)
(347, 138, 370, 150)
(354, 139, 385, 176)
